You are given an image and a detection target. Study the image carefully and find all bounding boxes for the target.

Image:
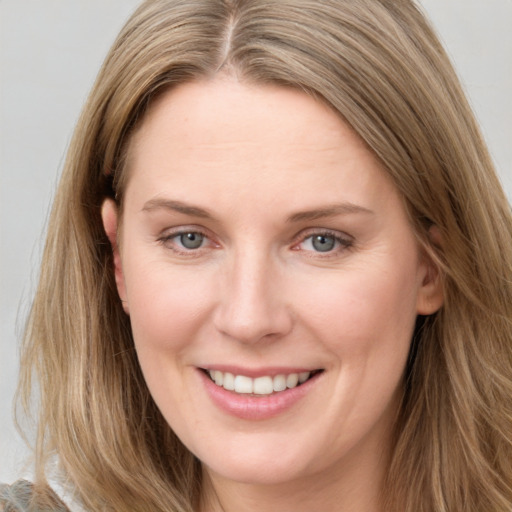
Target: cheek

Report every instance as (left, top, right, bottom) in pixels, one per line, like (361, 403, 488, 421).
(295, 259, 420, 361)
(121, 255, 218, 428)
(122, 252, 216, 354)
(296, 261, 419, 431)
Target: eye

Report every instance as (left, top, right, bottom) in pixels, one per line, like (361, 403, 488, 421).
(158, 229, 212, 253)
(296, 231, 353, 254)
(178, 232, 205, 250)
(309, 234, 336, 252)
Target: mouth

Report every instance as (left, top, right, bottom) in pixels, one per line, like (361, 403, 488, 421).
(201, 368, 324, 396)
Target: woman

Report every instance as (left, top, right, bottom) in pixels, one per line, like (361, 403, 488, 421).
(3, 0, 512, 510)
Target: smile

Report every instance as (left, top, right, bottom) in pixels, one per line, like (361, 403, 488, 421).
(200, 367, 324, 420)
(205, 369, 321, 396)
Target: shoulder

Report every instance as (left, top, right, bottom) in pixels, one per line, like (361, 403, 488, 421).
(0, 480, 70, 512)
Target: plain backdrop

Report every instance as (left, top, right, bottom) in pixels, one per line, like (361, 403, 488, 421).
(1, 0, 511, 485)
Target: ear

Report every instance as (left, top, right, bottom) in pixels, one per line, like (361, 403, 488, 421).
(101, 199, 129, 314)
(416, 225, 444, 315)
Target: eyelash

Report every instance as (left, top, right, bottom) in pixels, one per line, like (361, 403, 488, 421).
(157, 228, 213, 255)
(157, 228, 354, 257)
(295, 230, 354, 253)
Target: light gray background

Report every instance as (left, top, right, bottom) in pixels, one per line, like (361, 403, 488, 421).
(1, 1, 511, 484)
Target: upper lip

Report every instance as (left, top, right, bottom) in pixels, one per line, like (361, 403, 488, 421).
(199, 365, 323, 378)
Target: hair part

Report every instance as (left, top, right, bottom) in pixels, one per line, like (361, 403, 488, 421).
(18, 1, 512, 511)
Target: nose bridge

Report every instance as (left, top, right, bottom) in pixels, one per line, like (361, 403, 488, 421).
(214, 242, 292, 344)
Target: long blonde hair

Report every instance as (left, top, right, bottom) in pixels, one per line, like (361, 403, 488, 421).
(18, 0, 512, 510)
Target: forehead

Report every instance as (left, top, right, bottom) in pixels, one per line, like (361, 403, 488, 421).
(123, 78, 401, 218)
(128, 78, 379, 162)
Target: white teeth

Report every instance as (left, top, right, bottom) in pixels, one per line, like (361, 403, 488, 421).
(214, 370, 224, 386)
(299, 371, 310, 384)
(253, 376, 273, 395)
(234, 375, 253, 394)
(207, 370, 315, 395)
(273, 374, 287, 392)
(223, 372, 235, 391)
(286, 373, 299, 389)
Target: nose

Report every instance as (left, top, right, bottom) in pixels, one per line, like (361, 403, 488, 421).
(213, 248, 293, 344)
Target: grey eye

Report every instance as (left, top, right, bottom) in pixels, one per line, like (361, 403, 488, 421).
(311, 234, 336, 252)
(179, 232, 204, 249)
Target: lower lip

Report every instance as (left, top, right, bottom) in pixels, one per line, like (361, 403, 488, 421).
(199, 370, 321, 420)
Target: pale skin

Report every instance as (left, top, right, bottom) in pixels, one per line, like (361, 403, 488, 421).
(102, 77, 443, 512)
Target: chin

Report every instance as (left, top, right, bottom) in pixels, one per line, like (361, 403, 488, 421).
(206, 460, 307, 486)
(197, 435, 321, 486)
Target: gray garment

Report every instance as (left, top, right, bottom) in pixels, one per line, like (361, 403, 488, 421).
(0, 480, 69, 512)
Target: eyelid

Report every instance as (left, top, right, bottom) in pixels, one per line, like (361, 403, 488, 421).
(157, 225, 219, 254)
(292, 228, 354, 254)
(156, 225, 353, 257)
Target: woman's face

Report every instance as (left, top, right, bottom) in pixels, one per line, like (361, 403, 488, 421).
(102, 79, 442, 489)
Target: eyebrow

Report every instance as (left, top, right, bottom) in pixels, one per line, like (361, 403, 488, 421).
(286, 203, 374, 223)
(141, 198, 214, 218)
(141, 198, 373, 222)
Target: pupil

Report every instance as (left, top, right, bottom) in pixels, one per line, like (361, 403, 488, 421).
(312, 235, 335, 252)
(180, 232, 203, 249)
